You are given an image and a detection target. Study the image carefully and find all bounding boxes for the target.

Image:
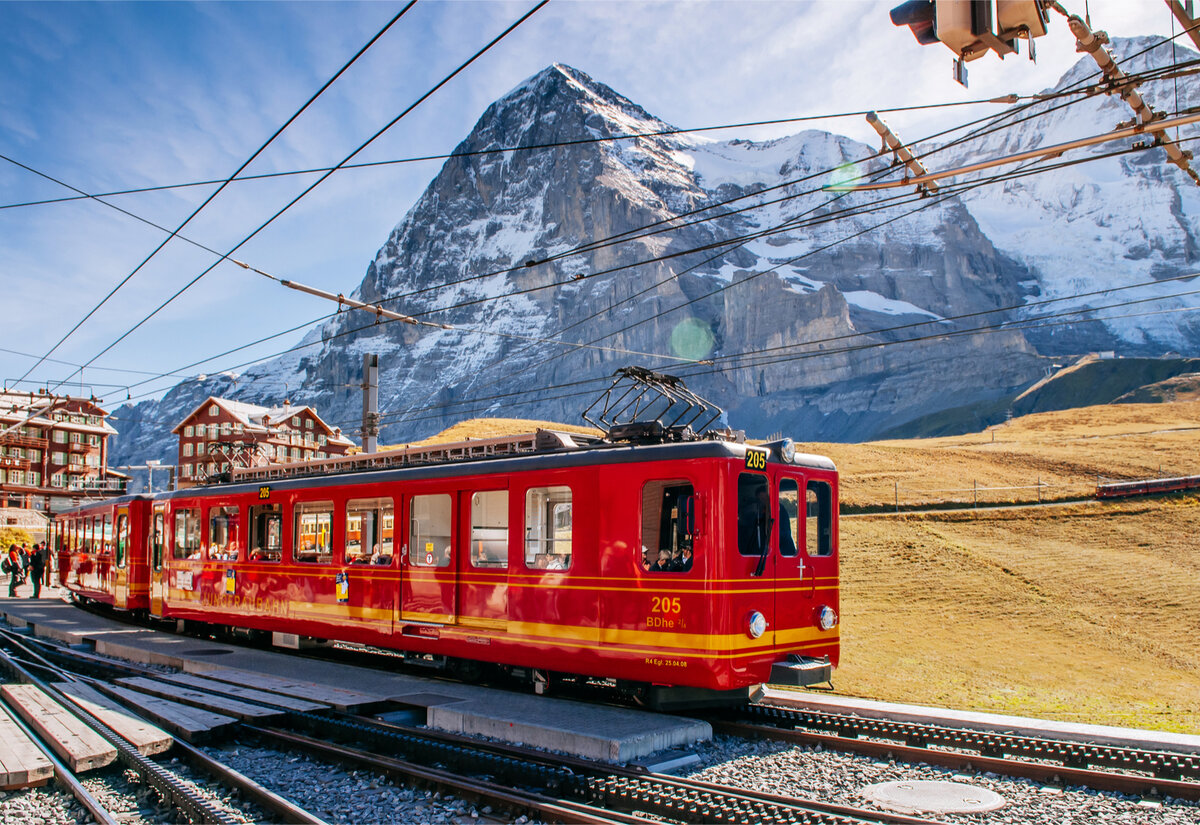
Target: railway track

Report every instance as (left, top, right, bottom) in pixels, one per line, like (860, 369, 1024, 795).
(0, 627, 327, 824)
(0, 627, 938, 824)
(723, 703, 1200, 802)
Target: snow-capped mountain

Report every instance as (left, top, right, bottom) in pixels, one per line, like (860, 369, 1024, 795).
(111, 42, 1200, 469)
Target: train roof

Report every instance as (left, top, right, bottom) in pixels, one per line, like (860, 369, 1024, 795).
(167, 434, 836, 501)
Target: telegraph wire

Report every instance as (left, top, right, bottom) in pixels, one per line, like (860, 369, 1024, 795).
(49, 0, 550, 397)
(94, 32, 1200, 412)
(11, 4, 417, 388)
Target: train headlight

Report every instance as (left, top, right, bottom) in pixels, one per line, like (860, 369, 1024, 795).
(817, 605, 838, 631)
(779, 438, 796, 463)
(747, 611, 767, 639)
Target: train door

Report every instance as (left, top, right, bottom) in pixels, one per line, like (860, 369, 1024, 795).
(113, 507, 130, 608)
(400, 488, 456, 625)
(772, 472, 806, 644)
(150, 505, 166, 615)
(455, 487, 509, 630)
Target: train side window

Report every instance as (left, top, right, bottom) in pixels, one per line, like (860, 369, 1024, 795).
(778, 479, 800, 557)
(470, 490, 508, 569)
(525, 486, 571, 570)
(295, 502, 334, 564)
(641, 480, 695, 573)
(409, 494, 451, 568)
(736, 473, 770, 556)
(806, 480, 834, 557)
(115, 513, 129, 568)
(101, 515, 112, 555)
(152, 511, 164, 571)
(209, 505, 240, 561)
(346, 497, 394, 565)
(173, 508, 201, 560)
(248, 504, 283, 562)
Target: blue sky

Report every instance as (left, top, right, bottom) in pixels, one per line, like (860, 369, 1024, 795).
(0, 0, 1170, 405)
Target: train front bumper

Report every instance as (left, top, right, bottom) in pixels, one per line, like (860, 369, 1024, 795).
(769, 655, 832, 686)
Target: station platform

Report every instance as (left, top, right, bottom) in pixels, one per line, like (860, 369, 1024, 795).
(763, 688, 1200, 755)
(0, 599, 710, 763)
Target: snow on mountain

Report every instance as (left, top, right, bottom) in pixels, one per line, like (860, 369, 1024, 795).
(111, 46, 1200, 467)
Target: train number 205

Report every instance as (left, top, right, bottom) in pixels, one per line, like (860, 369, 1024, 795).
(651, 596, 681, 614)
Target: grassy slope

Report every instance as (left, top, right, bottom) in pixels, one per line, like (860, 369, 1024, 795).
(420, 406, 1200, 732)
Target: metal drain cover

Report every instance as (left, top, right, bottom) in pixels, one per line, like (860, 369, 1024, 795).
(861, 780, 1005, 814)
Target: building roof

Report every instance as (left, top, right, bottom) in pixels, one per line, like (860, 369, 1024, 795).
(172, 396, 354, 447)
(0, 391, 117, 436)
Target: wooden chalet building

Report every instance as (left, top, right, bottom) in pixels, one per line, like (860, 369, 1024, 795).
(173, 397, 355, 488)
(0, 391, 128, 521)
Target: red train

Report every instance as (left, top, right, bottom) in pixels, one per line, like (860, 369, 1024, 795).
(1096, 474, 1200, 499)
(52, 429, 839, 707)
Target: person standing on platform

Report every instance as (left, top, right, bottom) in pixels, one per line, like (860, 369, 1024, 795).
(5, 544, 22, 597)
(29, 543, 44, 599)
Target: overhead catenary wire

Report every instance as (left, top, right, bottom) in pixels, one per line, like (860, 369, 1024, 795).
(44, 0, 550, 398)
(84, 29, 1200, 414)
(11, 3, 417, 389)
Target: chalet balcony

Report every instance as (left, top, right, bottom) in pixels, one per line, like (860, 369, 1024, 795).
(0, 434, 47, 450)
(67, 478, 128, 493)
(67, 441, 95, 453)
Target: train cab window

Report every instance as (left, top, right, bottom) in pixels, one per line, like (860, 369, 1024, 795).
(295, 502, 334, 564)
(736, 473, 771, 557)
(409, 494, 451, 568)
(173, 508, 201, 560)
(152, 511, 165, 571)
(524, 486, 572, 570)
(346, 498, 394, 565)
(470, 490, 508, 569)
(248, 504, 283, 562)
(641, 480, 695, 573)
(115, 513, 129, 568)
(209, 506, 240, 561)
(806, 481, 834, 557)
(778, 479, 800, 557)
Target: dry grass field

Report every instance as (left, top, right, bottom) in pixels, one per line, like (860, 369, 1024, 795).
(421, 403, 1200, 733)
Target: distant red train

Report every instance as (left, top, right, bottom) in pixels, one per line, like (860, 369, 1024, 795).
(1095, 474, 1200, 499)
(52, 428, 840, 707)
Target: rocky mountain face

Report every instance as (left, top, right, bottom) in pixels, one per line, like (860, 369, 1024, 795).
(111, 41, 1200, 472)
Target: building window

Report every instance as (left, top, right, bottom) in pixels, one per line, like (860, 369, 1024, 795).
(53, 431, 67, 444)
(88, 434, 100, 446)
(70, 432, 81, 443)
(184, 425, 194, 437)
(184, 444, 193, 457)
(209, 405, 218, 416)
(208, 424, 219, 439)
(197, 442, 205, 455)
(234, 423, 243, 434)
(220, 422, 231, 436)
(292, 416, 300, 427)
(305, 419, 313, 429)
(27, 472, 40, 487)
(318, 435, 327, 446)
(524, 486, 572, 570)
(8, 471, 22, 485)
(182, 465, 192, 478)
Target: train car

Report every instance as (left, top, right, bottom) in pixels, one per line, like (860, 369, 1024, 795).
(54, 494, 153, 611)
(1096, 474, 1200, 499)
(143, 430, 839, 707)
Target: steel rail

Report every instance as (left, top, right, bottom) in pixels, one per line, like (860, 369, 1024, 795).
(335, 711, 937, 825)
(249, 725, 652, 825)
(277, 712, 945, 825)
(0, 646, 241, 824)
(728, 707, 1200, 801)
(744, 704, 1200, 779)
(0, 699, 117, 825)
